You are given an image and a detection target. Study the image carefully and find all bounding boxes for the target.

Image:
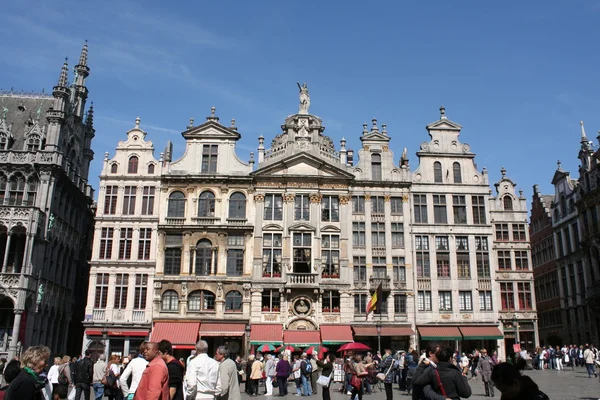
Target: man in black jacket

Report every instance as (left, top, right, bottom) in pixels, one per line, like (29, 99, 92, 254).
(411, 343, 448, 400)
(413, 347, 471, 400)
(74, 349, 94, 400)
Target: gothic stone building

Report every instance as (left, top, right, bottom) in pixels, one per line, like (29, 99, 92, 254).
(86, 93, 537, 360)
(0, 44, 95, 357)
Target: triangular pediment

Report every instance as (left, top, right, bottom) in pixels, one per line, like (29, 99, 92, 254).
(426, 118, 462, 131)
(551, 169, 569, 185)
(182, 120, 240, 140)
(289, 222, 316, 232)
(360, 132, 390, 143)
(253, 152, 354, 180)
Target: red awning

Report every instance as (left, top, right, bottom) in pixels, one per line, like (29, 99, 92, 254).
(199, 323, 246, 337)
(320, 325, 353, 344)
(353, 326, 415, 337)
(173, 345, 196, 350)
(459, 326, 503, 340)
(418, 326, 462, 340)
(151, 322, 200, 345)
(283, 331, 321, 347)
(250, 324, 283, 345)
(85, 330, 149, 337)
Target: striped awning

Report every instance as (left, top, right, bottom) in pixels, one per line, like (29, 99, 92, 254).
(151, 322, 200, 345)
(199, 323, 246, 337)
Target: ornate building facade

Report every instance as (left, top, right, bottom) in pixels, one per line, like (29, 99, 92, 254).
(85, 88, 537, 360)
(0, 44, 95, 357)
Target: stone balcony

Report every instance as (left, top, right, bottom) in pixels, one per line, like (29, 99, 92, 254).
(90, 309, 149, 324)
(286, 273, 318, 286)
(369, 276, 391, 289)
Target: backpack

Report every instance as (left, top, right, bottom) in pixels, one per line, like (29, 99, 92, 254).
(302, 360, 312, 374)
(58, 365, 69, 385)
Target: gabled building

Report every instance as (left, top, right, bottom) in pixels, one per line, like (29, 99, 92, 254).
(0, 44, 95, 357)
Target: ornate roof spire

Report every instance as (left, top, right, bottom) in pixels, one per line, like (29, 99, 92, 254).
(188, 118, 195, 129)
(371, 118, 379, 132)
(85, 102, 94, 128)
(206, 106, 219, 122)
(362, 123, 368, 135)
(78, 40, 89, 66)
(557, 160, 562, 170)
(230, 118, 238, 131)
(580, 120, 588, 141)
(135, 116, 141, 129)
(58, 58, 69, 87)
(501, 166, 506, 177)
(439, 105, 447, 120)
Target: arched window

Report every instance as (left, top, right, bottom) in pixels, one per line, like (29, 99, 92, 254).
(198, 191, 215, 217)
(161, 290, 179, 311)
(371, 153, 382, 181)
(168, 191, 186, 218)
(225, 291, 243, 312)
(110, 163, 118, 174)
(453, 162, 462, 183)
(147, 164, 155, 174)
(560, 195, 567, 217)
(8, 174, 25, 205)
(188, 290, 215, 312)
(128, 156, 139, 174)
(26, 135, 41, 151)
(0, 174, 7, 203)
(0, 134, 7, 150)
(503, 196, 513, 211)
(433, 161, 443, 183)
(26, 177, 38, 206)
(228, 192, 246, 219)
(195, 239, 213, 275)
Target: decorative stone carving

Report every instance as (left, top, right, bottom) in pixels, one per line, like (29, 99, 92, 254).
(440, 314, 452, 320)
(216, 282, 223, 299)
(254, 194, 265, 202)
(242, 283, 251, 298)
(292, 297, 311, 317)
(402, 195, 409, 202)
(309, 194, 322, 204)
(181, 282, 188, 300)
(338, 195, 350, 205)
(384, 195, 391, 202)
(364, 194, 371, 201)
(283, 194, 295, 203)
(363, 145, 369, 150)
(297, 82, 310, 114)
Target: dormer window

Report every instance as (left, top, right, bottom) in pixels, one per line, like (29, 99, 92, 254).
(434, 161, 443, 183)
(0, 134, 8, 150)
(371, 153, 382, 180)
(503, 196, 513, 211)
(453, 162, 462, 183)
(110, 163, 118, 174)
(128, 156, 139, 174)
(201, 145, 218, 173)
(147, 163, 155, 174)
(26, 135, 41, 151)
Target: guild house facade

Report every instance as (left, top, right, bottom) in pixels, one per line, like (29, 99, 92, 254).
(84, 85, 537, 360)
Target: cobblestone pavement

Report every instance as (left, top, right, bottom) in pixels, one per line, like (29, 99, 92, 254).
(240, 368, 600, 400)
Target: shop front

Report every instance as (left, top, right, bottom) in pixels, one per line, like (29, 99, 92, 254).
(459, 326, 503, 355)
(198, 322, 247, 359)
(84, 329, 150, 361)
(417, 326, 462, 351)
(354, 325, 414, 353)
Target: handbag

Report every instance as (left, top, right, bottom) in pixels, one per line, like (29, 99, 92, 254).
(434, 370, 447, 397)
(317, 371, 333, 387)
(272, 378, 279, 388)
(376, 359, 395, 381)
(350, 374, 362, 389)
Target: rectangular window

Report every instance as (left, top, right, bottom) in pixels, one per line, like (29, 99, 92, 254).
(418, 291, 432, 311)
(435, 236, 450, 278)
(141, 186, 155, 215)
(413, 194, 428, 223)
(479, 291, 493, 311)
(134, 274, 148, 309)
(497, 250, 511, 270)
(226, 249, 244, 276)
(321, 196, 339, 222)
(99, 228, 114, 259)
(372, 257, 386, 278)
(472, 195, 486, 224)
(94, 273, 109, 308)
(353, 256, 366, 282)
(392, 257, 406, 283)
(352, 196, 365, 214)
(201, 144, 218, 173)
(518, 282, 532, 309)
(452, 195, 467, 224)
(264, 194, 283, 220)
(118, 228, 133, 260)
(459, 291, 473, 311)
(164, 234, 182, 275)
(352, 222, 366, 247)
(433, 195, 447, 224)
(371, 196, 385, 214)
(138, 228, 152, 260)
(390, 197, 403, 215)
(415, 236, 430, 278)
(354, 293, 367, 314)
(512, 224, 527, 241)
(322, 234, 340, 276)
(394, 294, 407, 315)
(103, 186, 118, 214)
(114, 273, 129, 309)
(262, 233, 282, 276)
(122, 186, 136, 215)
(495, 223, 509, 241)
(438, 291, 452, 311)
(262, 290, 281, 311)
(457, 253, 470, 278)
(391, 223, 404, 248)
(475, 236, 490, 278)
(294, 195, 310, 221)
(292, 232, 311, 273)
(322, 290, 340, 310)
(371, 222, 385, 247)
(500, 282, 515, 310)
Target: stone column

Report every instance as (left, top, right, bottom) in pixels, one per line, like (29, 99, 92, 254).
(309, 194, 322, 275)
(2, 232, 12, 272)
(181, 232, 191, 276)
(155, 232, 166, 275)
(8, 309, 23, 359)
(338, 194, 350, 280)
(22, 233, 35, 274)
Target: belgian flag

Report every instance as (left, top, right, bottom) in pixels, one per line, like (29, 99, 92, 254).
(366, 282, 383, 315)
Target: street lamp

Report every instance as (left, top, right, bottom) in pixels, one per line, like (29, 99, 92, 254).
(376, 321, 382, 355)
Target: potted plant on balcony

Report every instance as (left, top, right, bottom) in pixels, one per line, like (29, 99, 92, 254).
(273, 306, 280, 312)
(273, 272, 281, 278)
(263, 271, 271, 278)
(331, 273, 339, 279)
(332, 307, 340, 313)
(262, 305, 269, 312)
(322, 273, 330, 279)
(323, 307, 331, 313)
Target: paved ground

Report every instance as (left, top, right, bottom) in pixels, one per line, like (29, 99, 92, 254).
(239, 367, 600, 400)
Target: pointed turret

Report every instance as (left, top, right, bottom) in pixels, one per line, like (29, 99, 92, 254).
(85, 102, 94, 129)
(73, 41, 90, 119)
(578, 121, 593, 172)
(57, 59, 69, 87)
(46, 58, 71, 151)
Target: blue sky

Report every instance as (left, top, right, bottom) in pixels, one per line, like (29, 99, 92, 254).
(2, 0, 600, 200)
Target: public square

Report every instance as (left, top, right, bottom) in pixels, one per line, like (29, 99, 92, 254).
(238, 368, 600, 400)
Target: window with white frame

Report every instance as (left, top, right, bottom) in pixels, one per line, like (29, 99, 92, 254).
(475, 236, 490, 278)
(354, 293, 367, 314)
(292, 232, 311, 273)
(322, 290, 340, 311)
(413, 194, 428, 223)
(118, 228, 133, 260)
(458, 291, 473, 311)
(264, 194, 283, 220)
(99, 228, 114, 259)
(164, 234, 182, 275)
(472, 195, 486, 224)
(161, 290, 179, 311)
(114, 273, 128, 309)
(479, 290, 493, 311)
(103, 186, 118, 214)
(94, 273, 109, 308)
(225, 291, 243, 312)
(138, 228, 152, 260)
(371, 153, 382, 180)
(394, 294, 407, 315)
(435, 236, 450, 278)
(452, 195, 467, 224)
(226, 234, 244, 276)
(438, 291, 452, 311)
(390, 197, 403, 215)
(433, 195, 447, 224)
(262, 233, 282, 277)
(371, 222, 385, 247)
(391, 223, 404, 248)
(141, 186, 155, 215)
(294, 194, 310, 221)
(261, 290, 281, 311)
(229, 192, 246, 219)
(352, 222, 366, 247)
(418, 291, 432, 311)
(371, 196, 385, 214)
(321, 234, 339, 276)
(198, 191, 216, 217)
(353, 256, 366, 282)
(392, 257, 406, 283)
(456, 236, 470, 278)
(415, 236, 430, 278)
(188, 290, 215, 311)
(201, 144, 218, 173)
(515, 250, 529, 270)
(352, 196, 365, 214)
(321, 196, 339, 222)
(133, 274, 148, 310)
(122, 186, 136, 215)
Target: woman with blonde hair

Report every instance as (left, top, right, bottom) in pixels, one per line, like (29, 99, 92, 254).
(57, 355, 73, 390)
(105, 354, 122, 400)
(248, 354, 262, 396)
(47, 357, 62, 391)
(5, 345, 51, 399)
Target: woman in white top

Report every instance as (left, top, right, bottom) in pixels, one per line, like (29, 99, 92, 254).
(105, 354, 122, 400)
(47, 357, 61, 391)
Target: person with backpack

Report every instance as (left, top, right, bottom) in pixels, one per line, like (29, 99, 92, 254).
(299, 353, 312, 396)
(57, 356, 73, 391)
(74, 350, 94, 400)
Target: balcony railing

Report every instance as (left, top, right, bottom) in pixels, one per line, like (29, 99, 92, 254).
(165, 217, 185, 225)
(287, 273, 317, 285)
(92, 309, 106, 321)
(369, 276, 391, 289)
(192, 217, 220, 225)
(478, 278, 491, 291)
(132, 310, 147, 322)
(417, 278, 431, 290)
(372, 246, 386, 256)
(227, 218, 248, 225)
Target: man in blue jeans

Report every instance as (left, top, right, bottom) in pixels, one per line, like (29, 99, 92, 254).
(92, 353, 106, 400)
(300, 353, 313, 396)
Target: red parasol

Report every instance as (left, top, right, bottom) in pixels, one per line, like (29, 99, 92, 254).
(338, 342, 371, 352)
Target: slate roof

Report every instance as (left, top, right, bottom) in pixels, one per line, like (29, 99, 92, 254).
(0, 92, 54, 149)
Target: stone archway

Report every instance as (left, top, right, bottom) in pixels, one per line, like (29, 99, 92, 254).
(87, 340, 105, 362)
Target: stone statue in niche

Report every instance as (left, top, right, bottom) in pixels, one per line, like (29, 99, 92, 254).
(297, 82, 310, 114)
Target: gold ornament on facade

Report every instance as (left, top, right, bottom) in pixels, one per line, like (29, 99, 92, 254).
(382, 145, 389, 151)
(254, 194, 265, 202)
(364, 145, 370, 150)
(283, 193, 295, 202)
(338, 195, 350, 205)
(384, 195, 391, 202)
(364, 194, 371, 201)
(309, 194, 322, 203)
(402, 195, 409, 202)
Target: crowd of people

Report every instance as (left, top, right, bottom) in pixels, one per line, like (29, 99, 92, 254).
(519, 343, 599, 378)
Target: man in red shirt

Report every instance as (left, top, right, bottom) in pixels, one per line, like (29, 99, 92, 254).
(134, 342, 170, 400)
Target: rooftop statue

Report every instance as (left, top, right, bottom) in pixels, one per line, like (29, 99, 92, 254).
(297, 82, 310, 114)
